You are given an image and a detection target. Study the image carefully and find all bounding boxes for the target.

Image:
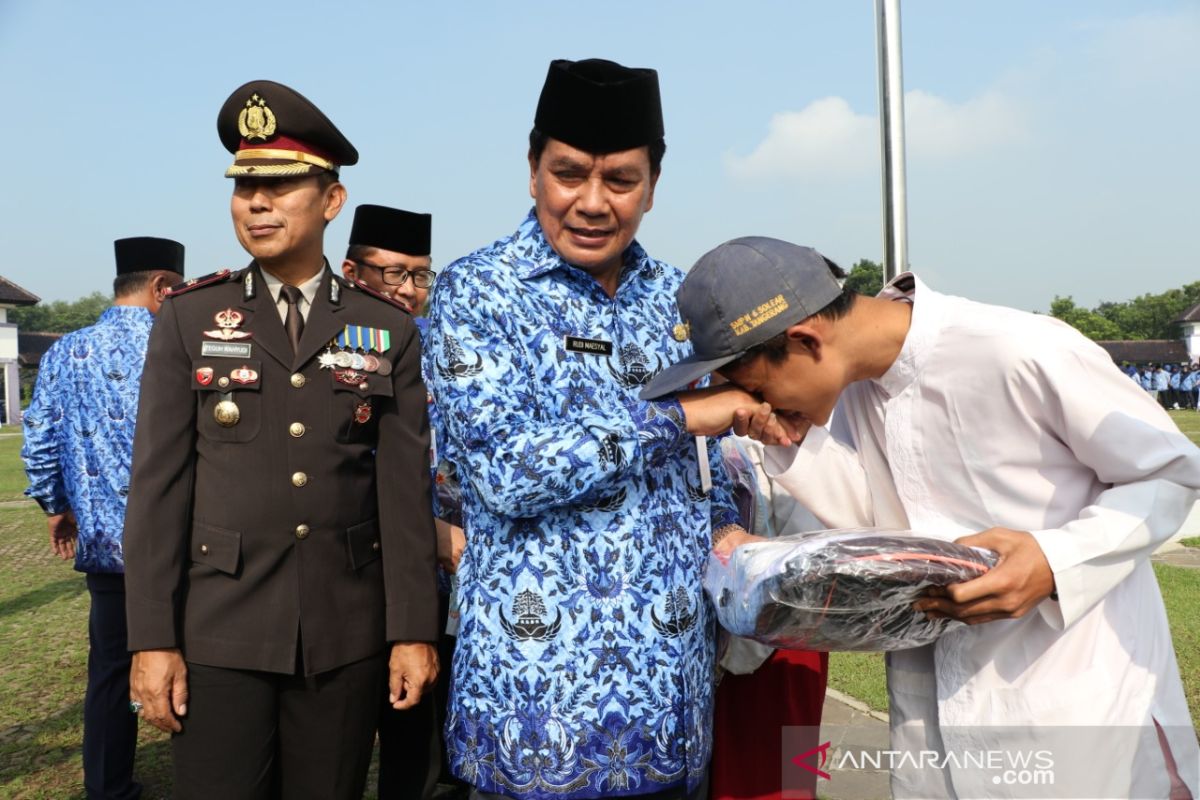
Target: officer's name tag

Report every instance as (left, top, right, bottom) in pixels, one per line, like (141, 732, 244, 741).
(201, 341, 253, 359)
(564, 336, 613, 356)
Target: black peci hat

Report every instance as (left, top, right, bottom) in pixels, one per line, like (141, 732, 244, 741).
(218, 80, 358, 178)
(113, 237, 185, 276)
(348, 205, 431, 256)
(534, 59, 664, 154)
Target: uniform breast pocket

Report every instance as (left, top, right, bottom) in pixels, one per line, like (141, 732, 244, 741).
(193, 359, 262, 443)
(330, 375, 394, 444)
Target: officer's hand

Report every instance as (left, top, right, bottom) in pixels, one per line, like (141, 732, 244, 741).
(436, 521, 467, 575)
(912, 528, 1055, 625)
(389, 642, 439, 711)
(449, 525, 466, 574)
(130, 648, 188, 733)
(47, 511, 78, 560)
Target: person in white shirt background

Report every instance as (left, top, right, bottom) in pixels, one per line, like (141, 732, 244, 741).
(647, 237, 1200, 800)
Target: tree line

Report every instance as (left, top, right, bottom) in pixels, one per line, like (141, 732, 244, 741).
(11, 271, 1199, 344)
(842, 260, 1198, 342)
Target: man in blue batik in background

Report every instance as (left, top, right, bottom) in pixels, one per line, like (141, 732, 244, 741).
(22, 237, 184, 800)
(424, 59, 765, 800)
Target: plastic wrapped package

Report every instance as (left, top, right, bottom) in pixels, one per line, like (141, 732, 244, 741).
(705, 528, 999, 652)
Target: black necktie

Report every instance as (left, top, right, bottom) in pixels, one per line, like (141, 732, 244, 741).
(281, 285, 304, 354)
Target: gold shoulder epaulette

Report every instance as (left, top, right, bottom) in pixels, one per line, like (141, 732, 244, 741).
(351, 279, 413, 314)
(165, 268, 235, 297)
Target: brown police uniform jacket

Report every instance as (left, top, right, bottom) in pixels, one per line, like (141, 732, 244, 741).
(123, 263, 437, 675)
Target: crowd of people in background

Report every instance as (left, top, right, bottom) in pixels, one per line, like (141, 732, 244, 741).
(1122, 361, 1200, 410)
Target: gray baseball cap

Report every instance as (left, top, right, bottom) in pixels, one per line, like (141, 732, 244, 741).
(641, 237, 844, 399)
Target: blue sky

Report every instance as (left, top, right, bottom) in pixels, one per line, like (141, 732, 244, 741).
(1, 1, 1196, 312)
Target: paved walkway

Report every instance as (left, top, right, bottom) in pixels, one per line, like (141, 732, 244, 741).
(819, 690, 891, 799)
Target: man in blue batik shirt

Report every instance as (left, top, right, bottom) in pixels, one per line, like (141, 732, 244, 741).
(22, 237, 183, 800)
(425, 59, 765, 800)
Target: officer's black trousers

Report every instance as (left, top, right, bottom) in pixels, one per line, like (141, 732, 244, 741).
(84, 573, 140, 800)
(378, 590, 464, 799)
(171, 652, 385, 800)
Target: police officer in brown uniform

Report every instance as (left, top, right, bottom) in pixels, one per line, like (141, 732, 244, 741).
(123, 80, 438, 800)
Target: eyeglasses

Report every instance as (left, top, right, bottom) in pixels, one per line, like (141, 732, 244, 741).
(351, 261, 436, 288)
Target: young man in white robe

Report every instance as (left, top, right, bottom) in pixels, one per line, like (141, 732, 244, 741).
(652, 237, 1200, 800)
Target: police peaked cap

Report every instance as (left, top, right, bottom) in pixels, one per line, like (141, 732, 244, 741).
(534, 59, 664, 154)
(218, 79, 358, 178)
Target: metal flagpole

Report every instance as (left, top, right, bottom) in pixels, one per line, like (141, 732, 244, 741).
(876, 0, 909, 282)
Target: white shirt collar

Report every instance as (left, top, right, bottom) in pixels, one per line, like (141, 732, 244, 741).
(874, 272, 943, 399)
(260, 265, 325, 321)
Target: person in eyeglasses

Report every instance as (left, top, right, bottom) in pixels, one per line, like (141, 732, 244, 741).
(343, 205, 436, 315)
(342, 204, 468, 799)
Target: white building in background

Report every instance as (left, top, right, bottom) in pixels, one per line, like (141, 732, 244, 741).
(0, 276, 40, 425)
(1179, 302, 1200, 363)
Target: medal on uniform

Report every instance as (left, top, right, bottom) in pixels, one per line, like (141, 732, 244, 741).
(337, 325, 390, 354)
(333, 351, 353, 368)
(354, 401, 372, 424)
(214, 399, 240, 427)
(362, 354, 380, 373)
(673, 322, 690, 342)
(349, 352, 366, 370)
(334, 368, 369, 388)
(204, 309, 253, 341)
(318, 346, 338, 369)
(230, 366, 259, 384)
(195, 367, 214, 386)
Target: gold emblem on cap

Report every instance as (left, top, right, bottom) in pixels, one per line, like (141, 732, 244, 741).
(238, 93, 277, 142)
(672, 322, 690, 342)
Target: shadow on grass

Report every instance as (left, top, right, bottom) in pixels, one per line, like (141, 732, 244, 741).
(0, 699, 85, 784)
(0, 578, 85, 621)
(0, 700, 174, 799)
(133, 738, 174, 800)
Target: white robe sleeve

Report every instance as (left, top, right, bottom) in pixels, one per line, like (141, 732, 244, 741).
(760, 424, 876, 528)
(1026, 343, 1200, 629)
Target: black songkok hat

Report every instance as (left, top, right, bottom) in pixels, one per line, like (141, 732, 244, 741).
(534, 59, 664, 154)
(217, 79, 359, 178)
(349, 205, 432, 256)
(113, 237, 185, 277)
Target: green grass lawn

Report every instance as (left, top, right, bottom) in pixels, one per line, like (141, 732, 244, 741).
(0, 432, 31, 503)
(1169, 409, 1200, 446)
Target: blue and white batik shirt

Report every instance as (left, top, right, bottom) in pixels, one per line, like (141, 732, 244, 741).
(425, 211, 738, 800)
(22, 306, 154, 574)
